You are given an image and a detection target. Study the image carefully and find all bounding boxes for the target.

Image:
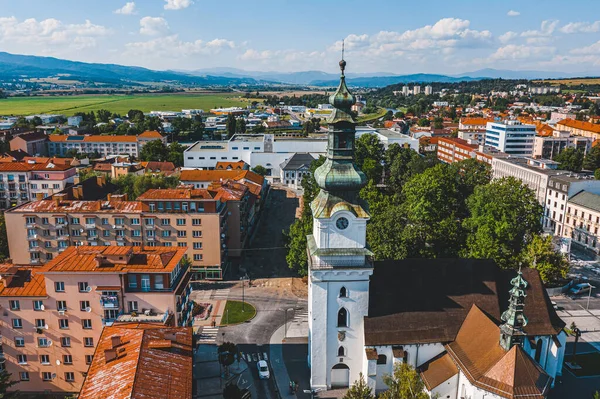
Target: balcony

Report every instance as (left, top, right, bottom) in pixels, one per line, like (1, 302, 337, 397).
(100, 295, 119, 309)
(26, 222, 36, 228)
(113, 224, 125, 229)
(145, 224, 155, 229)
(57, 235, 69, 241)
(27, 234, 38, 241)
(102, 311, 123, 326)
(88, 236, 98, 241)
(30, 258, 40, 264)
(84, 224, 96, 229)
(146, 236, 155, 241)
(55, 223, 67, 229)
(28, 248, 39, 253)
(117, 309, 171, 324)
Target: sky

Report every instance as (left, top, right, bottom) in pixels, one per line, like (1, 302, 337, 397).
(0, 0, 600, 75)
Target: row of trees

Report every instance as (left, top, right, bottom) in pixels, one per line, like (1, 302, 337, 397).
(554, 146, 600, 175)
(286, 135, 569, 283)
(138, 140, 186, 167)
(343, 364, 429, 399)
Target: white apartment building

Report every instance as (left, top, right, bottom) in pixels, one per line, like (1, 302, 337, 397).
(533, 130, 593, 159)
(485, 120, 536, 156)
(424, 85, 433, 95)
(413, 86, 421, 95)
(563, 191, 600, 253)
(47, 131, 165, 158)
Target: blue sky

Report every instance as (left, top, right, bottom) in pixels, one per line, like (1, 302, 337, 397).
(0, 0, 599, 74)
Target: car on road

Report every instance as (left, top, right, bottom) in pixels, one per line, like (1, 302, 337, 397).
(257, 360, 270, 379)
(569, 283, 592, 296)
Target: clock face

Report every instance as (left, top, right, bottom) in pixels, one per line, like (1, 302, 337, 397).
(336, 217, 349, 230)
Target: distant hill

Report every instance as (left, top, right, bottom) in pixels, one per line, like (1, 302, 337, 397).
(455, 68, 598, 80)
(0, 52, 262, 86)
(310, 74, 481, 88)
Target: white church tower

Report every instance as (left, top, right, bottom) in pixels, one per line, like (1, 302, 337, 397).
(308, 55, 373, 390)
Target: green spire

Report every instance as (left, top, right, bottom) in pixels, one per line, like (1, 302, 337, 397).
(499, 267, 529, 351)
(311, 54, 368, 219)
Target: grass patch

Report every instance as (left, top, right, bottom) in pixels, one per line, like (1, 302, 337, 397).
(358, 108, 388, 123)
(220, 300, 256, 326)
(566, 352, 600, 376)
(0, 93, 249, 116)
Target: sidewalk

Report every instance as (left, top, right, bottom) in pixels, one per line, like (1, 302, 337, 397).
(270, 324, 296, 398)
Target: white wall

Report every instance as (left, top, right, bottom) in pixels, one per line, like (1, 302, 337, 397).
(313, 211, 367, 250)
(430, 373, 459, 399)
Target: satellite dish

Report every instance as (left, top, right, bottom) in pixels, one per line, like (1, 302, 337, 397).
(85, 307, 92, 312)
(40, 304, 45, 310)
(44, 324, 49, 330)
(85, 286, 92, 292)
(56, 360, 61, 365)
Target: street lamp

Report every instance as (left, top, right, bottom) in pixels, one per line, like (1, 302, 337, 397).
(240, 274, 249, 312)
(283, 307, 294, 339)
(586, 283, 596, 310)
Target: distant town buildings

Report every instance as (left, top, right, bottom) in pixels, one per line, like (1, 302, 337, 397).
(48, 131, 166, 158)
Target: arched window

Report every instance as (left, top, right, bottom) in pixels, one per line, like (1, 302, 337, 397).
(377, 355, 387, 365)
(339, 286, 347, 298)
(534, 339, 543, 362)
(338, 346, 346, 357)
(337, 308, 348, 327)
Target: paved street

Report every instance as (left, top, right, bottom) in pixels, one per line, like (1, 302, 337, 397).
(553, 286, 600, 351)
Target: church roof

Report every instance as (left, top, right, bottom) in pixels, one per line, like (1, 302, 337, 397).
(363, 260, 564, 346)
(445, 305, 552, 399)
(279, 153, 316, 171)
(419, 352, 458, 391)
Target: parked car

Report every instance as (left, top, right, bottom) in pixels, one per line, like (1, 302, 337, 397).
(569, 283, 592, 296)
(257, 360, 270, 379)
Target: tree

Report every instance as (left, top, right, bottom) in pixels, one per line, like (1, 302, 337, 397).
(0, 214, 9, 261)
(97, 109, 111, 123)
(452, 158, 492, 207)
(595, 168, 600, 180)
(139, 140, 168, 162)
(583, 146, 600, 171)
(355, 134, 385, 177)
(226, 114, 237, 138)
(127, 109, 145, 123)
(433, 116, 444, 129)
(218, 342, 237, 377)
(236, 118, 247, 134)
(554, 148, 584, 172)
(417, 118, 430, 127)
(166, 142, 185, 167)
(522, 235, 569, 284)
(251, 165, 268, 176)
(0, 370, 19, 398)
(463, 177, 543, 270)
(379, 362, 429, 399)
(343, 373, 374, 399)
(114, 173, 178, 200)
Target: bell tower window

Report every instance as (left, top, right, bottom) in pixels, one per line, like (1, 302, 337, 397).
(339, 286, 347, 298)
(337, 307, 348, 327)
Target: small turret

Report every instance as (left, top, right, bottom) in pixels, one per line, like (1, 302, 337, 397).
(500, 267, 529, 351)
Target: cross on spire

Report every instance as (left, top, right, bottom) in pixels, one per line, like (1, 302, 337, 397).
(342, 39, 345, 61)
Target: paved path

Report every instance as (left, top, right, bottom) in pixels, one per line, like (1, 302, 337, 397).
(556, 307, 600, 351)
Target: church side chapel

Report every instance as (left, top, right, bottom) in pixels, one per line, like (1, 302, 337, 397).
(307, 56, 567, 399)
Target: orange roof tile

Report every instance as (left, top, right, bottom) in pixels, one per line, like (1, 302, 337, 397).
(39, 246, 186, 274)
(138, 130, 164, 139)
(48, 135, 138, 143)
(419, 352, 458, 390)
(557, 119, 600, 134)
(460, 117, 493, 126)
(180, 169, 242, 182)
(0, 266, 47, 297)
(215, 160, 248, 170)
(137, 188, 213, 200)
(12, 199, 142, 214)
(79, 324, 192, 399)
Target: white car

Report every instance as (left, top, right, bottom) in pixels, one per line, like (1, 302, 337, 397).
(569, 283, 592, 296)
(257, 360, 270, 379)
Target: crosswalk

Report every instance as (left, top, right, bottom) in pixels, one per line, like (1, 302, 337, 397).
(197, 326, 219, 344)
(212, 288, 230, 300)
(239, 350, 269, 363)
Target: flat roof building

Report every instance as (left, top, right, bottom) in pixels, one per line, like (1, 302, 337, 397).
(486, 120, 536, 156)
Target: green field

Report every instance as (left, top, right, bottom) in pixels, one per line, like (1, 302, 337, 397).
(0, 94, 249, 116)
(220, 300, 256, 326)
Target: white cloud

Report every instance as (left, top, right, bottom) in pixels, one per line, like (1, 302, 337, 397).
(560, 21, 600, 34)
(139, 16, 169, 36)
(0, 17, 110, 50)
(570, 40, 600, 55)
(488, 44, 556, 61)
(164, 0, 193, 10)
(125, 35, 234, 58)
(507, 10, 520, 17)
(115, 2, 136, 15)
(521, 20, 559, 37)
(499, 31, 518, 43)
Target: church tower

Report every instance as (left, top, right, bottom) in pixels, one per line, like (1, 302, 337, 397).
(500, 267, 529, 351)
(307, 55, 373, 390)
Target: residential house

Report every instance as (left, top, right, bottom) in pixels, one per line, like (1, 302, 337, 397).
(10, 132, 48, 156)
(279, 153, 316, 190)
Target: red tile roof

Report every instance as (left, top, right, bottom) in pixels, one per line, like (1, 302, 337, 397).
(460, 117, 494, 126)
(557, 119, 600, 134)
(137, 188, 213, 200)
(419, 352, 458, 390)
(39, 246, 186, 274)
(12, 199, 142, 213)
(79, 324, 192, 399)
(138, 130, 164, 139)
(215, 160, 248, 170)
(0, 265, 47, 297)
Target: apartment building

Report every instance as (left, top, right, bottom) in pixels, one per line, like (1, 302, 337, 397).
(533, 130, 592, 159)
(556, 119, 600, 140)
(78, 324, 192, 399)
(485, 120, 536, 156)
(5, 187, 237, 279)
(563, 191, 600, 253)
(0, 160, 76, 209)
(0, 246, 192, 394)
(544, 175, 600, 236)
(436, 137, 478, 164)
(9, 132, 48, 156)
(47, 131, 165, 158)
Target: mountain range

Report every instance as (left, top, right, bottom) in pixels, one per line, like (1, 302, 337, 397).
(0, 51, 597, 88)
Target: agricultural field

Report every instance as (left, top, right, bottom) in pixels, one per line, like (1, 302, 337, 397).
(533, 78, 600, 86)
(0, 93, 252, 116)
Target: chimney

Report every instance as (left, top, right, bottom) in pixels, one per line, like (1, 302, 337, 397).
(96, 175, 105, 187)
(94, 255, 105, 267)
(54, 193, 66, 207)
(73, 186, 83, 200)
(111, 336, 122, 348)
(35, 192, 44, 201)
(73, 175, 80, 185)
(104, 348, 117, 363)
(107, 193, 112, 201)
(110, 194, 128, 201)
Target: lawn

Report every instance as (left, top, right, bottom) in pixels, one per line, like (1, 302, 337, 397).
(220, 300, 256, 326)
(565, 352, 600, 376)
(357, 108, 388, 123)
(0, 93, 248, 116)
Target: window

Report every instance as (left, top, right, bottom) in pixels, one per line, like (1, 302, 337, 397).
(193, 242, 203, 249)
(65, 372, 75, 382)
(9, 300, 20, 310)
(103, 230, 111, 237)
(337, 308, 348, 327)
(40, 354, 50, 365)
(82, 319, 92, 329)
(37, 337, 51, 347)
(141, 275, 151, 291)
(61, 337, 71, 347)
(339, 287, 347, 298)
(377, 355, 387, 365)
(78, 282, 89, 292)
(63, 355, 73, 365)
(535, 339, 543, 362)
(71, 217, 80, 224)
(176, 218, 186, 226)
(85, 355, 93, 365)
(85, 217, 95, 225)
(14, 337, 25, 347)
(193, 254, 203, 261)
(35, 319, 46, 328)
(42, 372, 52, 381)
(12, 319, 22, 329)
(19, 372, 29, 381)
(154, 275, 164, 289)
(80, 300, 90, 311)
(17, 355, 27, 365)
(146, 230, 155, 237)
(193, 231, 202, 237)
(131, 218, 140, 225)
(177, 230, 186, 237)
(128, 274, 137, 288)
(338, 346, 346, 357)
(144, 218, 154, 226)
(162, 230, 171, 237)
(84, 337, 94, 347)
(132, 229, 141, 237)
(128, 301, 138, 312)
(56, 300, 67, 311)
(161, 218, 170, 225)
(192, 219, 201, 226)
(178, 242, 186, 247)
(33, 300, 44, 311)
(59, 319, 69, 329)
(102, 218, 109, 225)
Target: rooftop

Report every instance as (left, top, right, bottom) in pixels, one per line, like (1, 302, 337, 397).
(0, 265, 47, 297)
(10, 198, 142, 214)
(13, 131, 47, 142)
(138, 130, 164, 139)
(78, 324, 192, 399)
(137, 188, 213, 201)
(568, 191, 600, 213)
(49, 135, 138, 143)
(557, 118, 600, 134)
(39, 246, 187, 274)
(280, 153, 316, 171)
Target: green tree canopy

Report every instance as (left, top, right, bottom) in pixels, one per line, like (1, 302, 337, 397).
(0, 370, 19, 398)
(114, 173, 178, 200)
(166, 142, 185, 167)
(355, 134, 385, 182)
(0, 214, 8, 261)
(251, 165, 268, 176)
(139, 140, 168, 162)
(522, 234, 570, 284)
(463, 177, 543, 269)
(343, 373, 374, 399)
(226, 114, 237, 138)
(554, 148, 584, 172)
(379, 363, 429, 399)
(583, 146, 600, 171)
